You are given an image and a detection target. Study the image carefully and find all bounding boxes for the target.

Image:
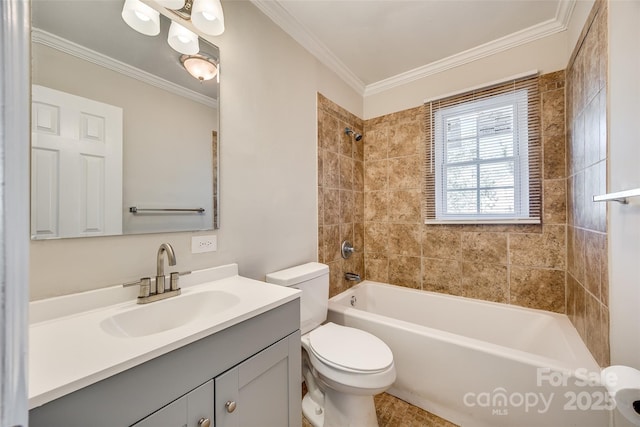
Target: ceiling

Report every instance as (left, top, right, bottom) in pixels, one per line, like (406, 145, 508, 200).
(251, 0, 575, 96)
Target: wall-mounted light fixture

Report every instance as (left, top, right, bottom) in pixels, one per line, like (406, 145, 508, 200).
(122, 0, 224, 52)
(180, 54, 218, 81)
(121, 0, 161, 36)
(167, 21, 200, 54)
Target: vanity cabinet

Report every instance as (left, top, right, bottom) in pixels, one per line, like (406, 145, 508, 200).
(29, 300, 301, 427)
(132, 380, 213, 427)
(215, 334, 297, 427)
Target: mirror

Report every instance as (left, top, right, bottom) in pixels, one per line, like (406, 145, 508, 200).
(30, 0, 219, 239)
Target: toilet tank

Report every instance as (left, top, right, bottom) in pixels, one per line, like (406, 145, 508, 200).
(266, 262, 329, 334)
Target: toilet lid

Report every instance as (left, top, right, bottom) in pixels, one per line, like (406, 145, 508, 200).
(309, 323, 393, 372)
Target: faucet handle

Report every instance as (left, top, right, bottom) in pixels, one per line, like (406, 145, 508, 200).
(169, 271, 191, 291)
(170, 272, 180, 291)
(123, 277, 151, 298)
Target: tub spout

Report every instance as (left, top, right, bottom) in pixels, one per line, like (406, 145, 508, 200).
(345, 272, 361, 282)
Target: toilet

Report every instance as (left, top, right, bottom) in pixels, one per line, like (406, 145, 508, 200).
(266, 262, 396, 427)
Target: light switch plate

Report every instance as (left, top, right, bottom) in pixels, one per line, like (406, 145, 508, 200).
(192, 235, 217, 253)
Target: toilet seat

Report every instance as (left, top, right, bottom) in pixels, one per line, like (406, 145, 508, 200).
(309, 322, 393, 373)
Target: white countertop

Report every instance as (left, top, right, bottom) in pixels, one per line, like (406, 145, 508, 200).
(29, 264, 300, 409)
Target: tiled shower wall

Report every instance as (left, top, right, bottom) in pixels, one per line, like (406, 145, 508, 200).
(318, 73, 567, 308)
(361, 71, 568, 313)
(317, 94, 365, 297)
(565, 0, 609, 366)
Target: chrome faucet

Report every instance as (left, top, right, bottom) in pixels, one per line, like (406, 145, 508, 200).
(123, 243, 186, 304)
(156, 243, 176, 294)
(345, 272, 361, 282)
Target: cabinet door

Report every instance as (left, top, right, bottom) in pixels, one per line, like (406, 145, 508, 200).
(187, 380, 214, 427)
(131, 396, 187, 427)
(132, 380, 213, 427)
(215, 332, 301, 427)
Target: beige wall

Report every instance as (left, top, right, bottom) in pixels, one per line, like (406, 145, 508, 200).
(608, 0, 640, 374)
(29, 0, 362, 300)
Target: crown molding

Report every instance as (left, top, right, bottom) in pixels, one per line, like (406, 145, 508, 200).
(32, 28, 218, 109)
(364, 7, 573, 97)
(250, 0, 575, 98)
(249, 0, 366, 95)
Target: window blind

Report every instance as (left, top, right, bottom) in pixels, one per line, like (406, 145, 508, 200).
(424, 74, 541, 224)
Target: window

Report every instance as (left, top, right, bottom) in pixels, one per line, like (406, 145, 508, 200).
(424, 75, 541, 224)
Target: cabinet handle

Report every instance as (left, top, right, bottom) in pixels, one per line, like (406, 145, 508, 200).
(198, 418, 211, 427)
(225, 400, 237, 413)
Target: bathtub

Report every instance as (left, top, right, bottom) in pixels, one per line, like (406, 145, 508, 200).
(327, 281, 612, 427)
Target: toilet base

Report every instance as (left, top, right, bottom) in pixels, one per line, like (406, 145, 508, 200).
(302, 393, 324, 427)
(302, 389, 379, 427)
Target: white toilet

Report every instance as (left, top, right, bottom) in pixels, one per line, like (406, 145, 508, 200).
(266, 262, 396, 427)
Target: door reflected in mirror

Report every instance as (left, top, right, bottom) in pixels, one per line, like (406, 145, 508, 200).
(30, 0, 220, 239)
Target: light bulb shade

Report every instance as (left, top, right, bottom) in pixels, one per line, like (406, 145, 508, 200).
(168, 22, 200, 55)
(155, 0, 186, 9)
(180, 55, 218, 81)
(121, 0, 160, 36)
(191, 0, 225, 36)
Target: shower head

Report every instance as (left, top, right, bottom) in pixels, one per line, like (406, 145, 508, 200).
(345, 127, 362, 142)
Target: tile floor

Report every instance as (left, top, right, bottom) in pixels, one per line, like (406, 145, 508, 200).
(302, 392, 458, 427)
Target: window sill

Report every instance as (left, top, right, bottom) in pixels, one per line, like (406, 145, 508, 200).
(425, 219, 541, 225)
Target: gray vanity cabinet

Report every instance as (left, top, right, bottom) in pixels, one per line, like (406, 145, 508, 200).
(132, 380, 213, 427)
(215, 333, 299, 427)
(29, 300, 301, 427)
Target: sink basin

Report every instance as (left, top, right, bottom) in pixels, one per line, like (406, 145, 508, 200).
(100, 290, 241, 338)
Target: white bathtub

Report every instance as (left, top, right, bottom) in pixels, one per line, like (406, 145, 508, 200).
(328, 281, 612, 427)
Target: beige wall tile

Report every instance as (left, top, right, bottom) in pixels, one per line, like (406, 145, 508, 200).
(542, 88, 566, 179)
(599, 304, 610, 366)
(318, 225, 324, 263)
(365, 191, 388, 222)
(461, 262, 508, 303)
(324, 224, 341, 263)
(461, 232, 508, 265)
(389, 255, 421, 289)
(364, 222, 389, 254)
(364, 159, 388, 191)
(339, 190, 354, 224)
(328, 259, 345, 297)
(509, 225, 566, 269)
(354, 160, 364, 191)
(317, 147, 323, 187)
(365, 253, 389, 283)
(389, 119, 421, 158)
(388, 223, 421, 257)
(388, 155, 420, 190)
(354, 191, 365, 223)
(364, 129, 388, 162)
(510, 267, 565, 313)
(340, 126, 355, 158)
(422, 228, 461, 260)
(323, 188, 340, 225)
(388, 189, 421, 222)
(567, 226, 586, 284)
(339, 155, 354, 190)
(323, 150, 340, 189)
(543, 179, 567, 224)
(422, 258, 463, 296)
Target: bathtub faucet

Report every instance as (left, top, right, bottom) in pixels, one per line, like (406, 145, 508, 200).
(345, 272, 361, 282)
